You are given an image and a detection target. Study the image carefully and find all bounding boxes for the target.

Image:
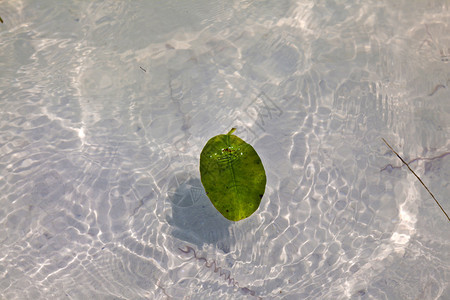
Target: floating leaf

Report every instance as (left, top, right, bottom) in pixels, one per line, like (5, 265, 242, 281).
(200, 128, 266, 221)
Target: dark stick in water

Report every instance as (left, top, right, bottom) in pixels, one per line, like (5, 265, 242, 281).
(382, 138, 449, 222)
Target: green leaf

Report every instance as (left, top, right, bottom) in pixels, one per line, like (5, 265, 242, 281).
(200, 128, 266, 221)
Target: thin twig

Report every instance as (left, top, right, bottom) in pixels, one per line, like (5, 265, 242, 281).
(382, 138, 449, 222)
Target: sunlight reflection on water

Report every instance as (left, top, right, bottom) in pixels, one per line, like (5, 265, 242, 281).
(0, 0, 449, 299)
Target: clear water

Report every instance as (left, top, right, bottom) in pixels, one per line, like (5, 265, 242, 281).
(1, 0, 449, 299)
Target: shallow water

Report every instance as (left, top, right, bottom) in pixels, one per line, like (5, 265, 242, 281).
(0, 0, 449, 299)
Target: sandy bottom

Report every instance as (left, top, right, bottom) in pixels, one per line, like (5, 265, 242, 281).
(0, 0, 449, 299)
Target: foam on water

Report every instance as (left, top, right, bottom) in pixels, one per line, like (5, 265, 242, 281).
(0, 0, 449, 299)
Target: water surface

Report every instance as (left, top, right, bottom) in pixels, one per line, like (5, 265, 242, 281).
(0, 0, 449, 299)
